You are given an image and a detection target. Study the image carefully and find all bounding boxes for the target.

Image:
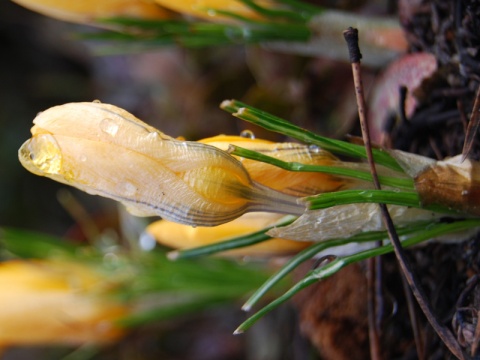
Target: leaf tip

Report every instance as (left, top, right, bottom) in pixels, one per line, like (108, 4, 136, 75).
(219, 99, 234, 109)
(233, 328, 244, 335)
(241, 304, 251, 312)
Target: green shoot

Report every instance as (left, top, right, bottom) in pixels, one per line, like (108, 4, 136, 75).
(235, 218, 480, 333)
(230, 145, 414, 189)
(221, 100, 403, 171)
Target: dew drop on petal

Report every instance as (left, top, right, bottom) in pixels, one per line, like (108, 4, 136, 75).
(100, 118, 119, 136)
(146, 132, 159, 140)
(123, 182, 137, 197)
(19, 134, 62, 175)
(92, 99, 102, 103)
(308, 144, 320, 153)
(240, 130, 255, 139)
(79, 154, 87, 162)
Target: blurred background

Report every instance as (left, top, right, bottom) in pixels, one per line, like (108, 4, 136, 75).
(0, 1, 406, 359)
(0, 1, 355, 359)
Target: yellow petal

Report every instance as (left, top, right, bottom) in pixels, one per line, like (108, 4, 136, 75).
(200, 135, 346, 196)
(0, 260, 129, 346)
(153, 0, 269, 21)
(147, 212, 311, 256)
(19, 102, 303, 226)
(11, 0, 171, 25)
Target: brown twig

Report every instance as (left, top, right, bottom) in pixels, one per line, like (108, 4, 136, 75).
(343, 27, 383, 359)
(461, 84, 480, 162)
(401, 272, 425, 360)
(367, 258, 382, 360)
(343, 27, 465, 360)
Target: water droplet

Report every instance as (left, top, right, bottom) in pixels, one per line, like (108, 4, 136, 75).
(224, 28, 245, 42)
(146, 132, 159, 140)
(20, 134, 62, 175)
(462, 190, 469, 196)
(100, 118, 119, 136)
(308, 144, 320, 153)
(103, 252, 119, 265)
(139, 232, 156, 251)
(79, 154, 87, 162)
(123, 182, 137, 196)
(240, 130, 255, 139)
(206, 9, 217, 17)
(92, 99, 102, 103)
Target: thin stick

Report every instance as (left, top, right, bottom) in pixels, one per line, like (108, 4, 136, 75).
(344, 27, 383, 359)
(461, 84, 480, 162)
(343, 27, 465, 360)
(367, 258, 382, 360)
(401, 273, 425, 360)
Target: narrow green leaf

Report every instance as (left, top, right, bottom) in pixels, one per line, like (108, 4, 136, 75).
(0, 227, 78, 259)
(230, 145, 414, 189)
(221, 100, 403, 171)
(169, 216, 295, 260)
(236, 219, 480, 333)
(307, 189, 422, 209)
(242, 221, 435, 311)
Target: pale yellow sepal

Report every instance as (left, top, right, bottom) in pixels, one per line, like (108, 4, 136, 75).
(11, 0, 171, 25)
(147, 212, 311, 256)
(0, 260, 129, 346)
(268, 203, 444, 242)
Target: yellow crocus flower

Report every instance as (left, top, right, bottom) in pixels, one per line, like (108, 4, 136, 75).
(0, 260, 129, 346)
(147, 212, 311, 256)
(19, 102, 303, 227)
(200, 135, 346, 196)
(153, 0, 269, 21)
(11, 0, 171, 25)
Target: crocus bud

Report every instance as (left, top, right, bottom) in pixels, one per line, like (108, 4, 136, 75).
(0, 260, 129, 346)
(146, 136, 345, 256)
(19, 102, 303, 227)
(11, 0, 171, 25)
